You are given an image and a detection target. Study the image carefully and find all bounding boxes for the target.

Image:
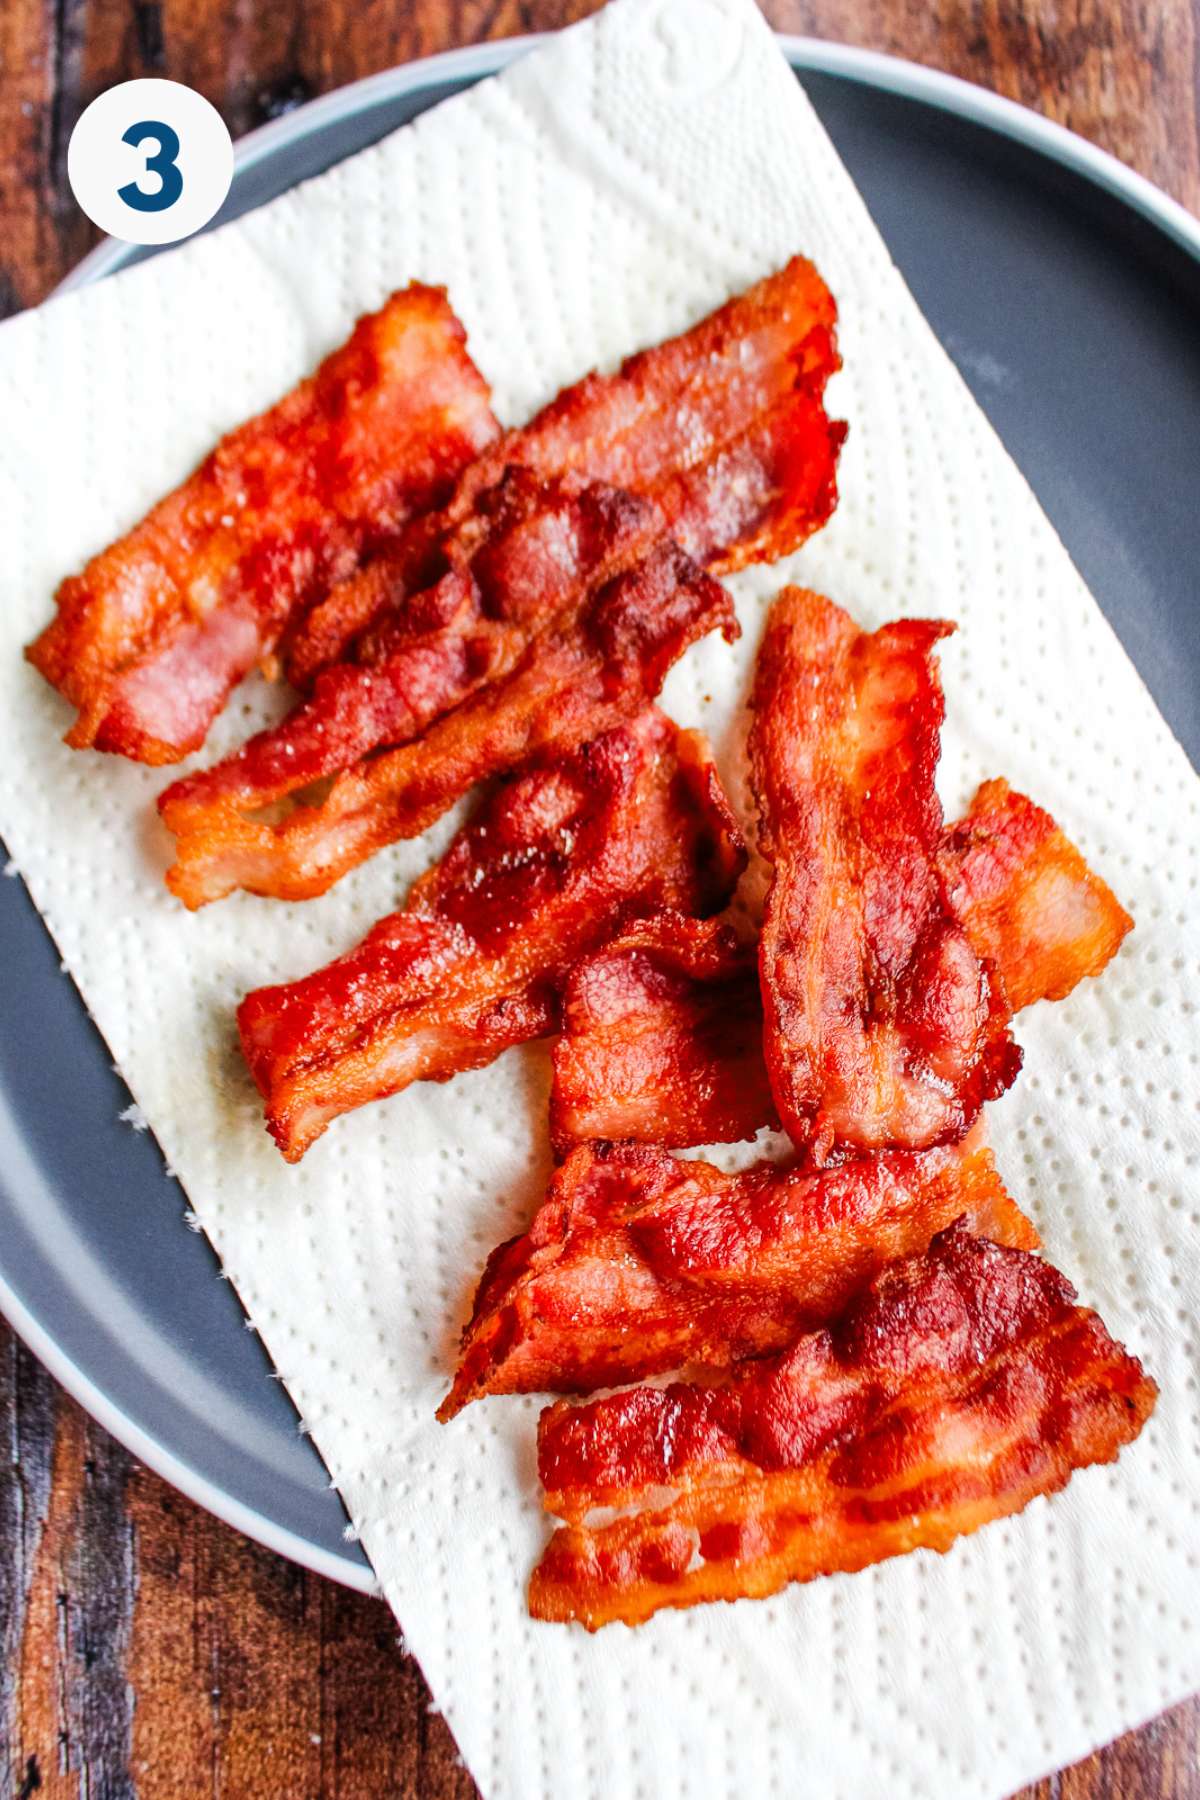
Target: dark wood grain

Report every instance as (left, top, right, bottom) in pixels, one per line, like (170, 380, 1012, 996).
(1, 1, 1198, 1795)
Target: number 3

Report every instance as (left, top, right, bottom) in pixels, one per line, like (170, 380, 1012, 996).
(118, 119, 183, 213)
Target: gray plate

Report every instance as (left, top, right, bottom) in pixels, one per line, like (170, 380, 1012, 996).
(3, 39, 1198, 1591)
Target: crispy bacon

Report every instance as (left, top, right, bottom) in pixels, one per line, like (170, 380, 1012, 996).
(162, 485, 737, 907)
(440, 1128, 1036, 1419)
(238, 711, 745, 1161)
(160, 477, 664, 895)
(549, 911, 774, 1153)
(278, 521, 446, 688)
(750, 588, 1021, 1160)
(284, 255, 845, 684)
(549, 783, 1131, 1152)
(159, 255, 843, 904)
(27, 286, 499, 765)
(528, 1223, 1157, 1628)
(939, 778, 1133, 1011)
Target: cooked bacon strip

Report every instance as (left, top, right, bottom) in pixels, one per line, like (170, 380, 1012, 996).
(440, 1127, 1036, 1419)
(529, 1223, 1157, 1628)
(939, 778, 1133, 1011)
(238, 711, 745, 1161)
(549, 911, 774, 1153)
(162, 489, 737, 907)
(750, 588, 1021, 1160)
(159, 255, 843, 900)
(26, 286, 498, 765)
(159, 477, 665, 892)
(550, 782, 1131, 1152)
(284, 255, 845, 684)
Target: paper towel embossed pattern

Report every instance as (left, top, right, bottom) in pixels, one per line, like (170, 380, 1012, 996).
(0, 0, 1196, 1796)
(644, 0, 746, 96)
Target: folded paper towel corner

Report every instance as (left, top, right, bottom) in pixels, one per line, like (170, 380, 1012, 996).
(0, 0, 1197, 1795)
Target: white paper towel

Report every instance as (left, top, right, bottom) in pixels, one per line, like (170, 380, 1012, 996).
(1, 2, 1197, 1795)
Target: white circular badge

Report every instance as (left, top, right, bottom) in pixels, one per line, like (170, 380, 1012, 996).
(68, 79, 234, 247)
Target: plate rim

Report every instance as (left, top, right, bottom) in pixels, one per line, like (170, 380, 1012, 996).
(8, 31, 1198, 1595)
(56, 33, 1200, 297)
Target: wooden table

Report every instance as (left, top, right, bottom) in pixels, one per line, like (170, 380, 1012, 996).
(1, 2, 1198, 1794)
